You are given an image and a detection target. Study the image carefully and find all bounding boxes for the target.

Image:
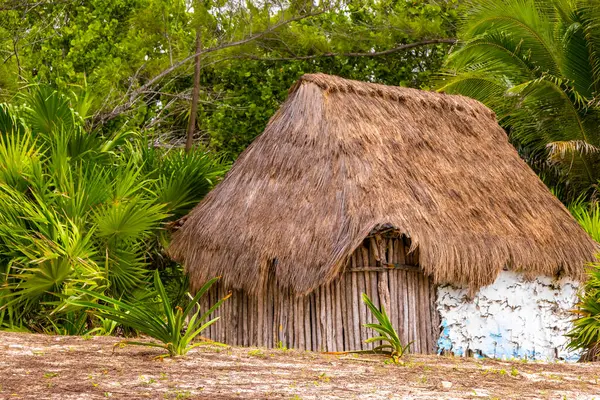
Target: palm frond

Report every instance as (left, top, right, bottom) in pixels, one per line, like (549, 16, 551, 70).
(20, 86, 79, 137)
(0, 103, 26, 135)
(0, 131, 42, 192)
(461, 0, 561, 74)
(442, 0, 600, 199)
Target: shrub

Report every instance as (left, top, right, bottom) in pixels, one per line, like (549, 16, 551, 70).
(0, 85, 228, 333)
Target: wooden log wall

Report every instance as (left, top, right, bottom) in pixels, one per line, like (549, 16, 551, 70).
(199, 233, 440, 354)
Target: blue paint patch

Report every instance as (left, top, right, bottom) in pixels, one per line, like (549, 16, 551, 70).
(454, 347, 465, 356)
(512, 348, 520, 359)
(436, 322, 465, 356)
(564, 351, 581, 362)
(435, 320, 581, 362)
(436, 319, 453, 354)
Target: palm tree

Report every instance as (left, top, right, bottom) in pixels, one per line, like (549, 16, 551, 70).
(439, 0, 600, 201)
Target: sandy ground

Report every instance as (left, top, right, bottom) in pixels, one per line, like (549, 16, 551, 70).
(0, 332, 599, 399)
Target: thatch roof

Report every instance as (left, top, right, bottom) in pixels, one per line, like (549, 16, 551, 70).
(169, 73, 598, 294)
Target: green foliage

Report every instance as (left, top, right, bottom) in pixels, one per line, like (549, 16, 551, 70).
(568, 203, 600, 358)
(67, 270, 229, 357)
(188, 0, 458, 158)
(361, 293, 411, 363)
(567, 262, 600, 359)
(0, 0, 457, 159)
(0, 85, 227, 332)
(570, 201, 600, 243)
(440, 0, 600, 202)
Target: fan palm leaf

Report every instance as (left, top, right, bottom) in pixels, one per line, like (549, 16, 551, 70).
(0, 84, 227, 332)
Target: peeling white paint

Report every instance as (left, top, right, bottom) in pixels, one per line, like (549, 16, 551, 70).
(436, 271, 582, 362)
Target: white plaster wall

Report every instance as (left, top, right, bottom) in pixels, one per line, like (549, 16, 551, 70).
(436, 271, 582, 361)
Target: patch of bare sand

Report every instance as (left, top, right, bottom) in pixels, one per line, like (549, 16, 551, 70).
(1, 332, 599, 399)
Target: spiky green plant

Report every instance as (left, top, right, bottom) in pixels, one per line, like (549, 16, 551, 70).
(440, 0, 600, 201)
(567, 202, 600, 359)
(361, 293, 411, 363)
(67, 270, 230, 357)
(566, 265, 600, 360)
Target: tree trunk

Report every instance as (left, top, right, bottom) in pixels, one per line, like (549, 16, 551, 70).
(185, 29, 202, 152)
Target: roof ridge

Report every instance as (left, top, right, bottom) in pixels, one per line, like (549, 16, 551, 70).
(292, 73, 497, 121)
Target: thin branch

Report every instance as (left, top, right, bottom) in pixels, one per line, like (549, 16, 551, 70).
(240, 38, 457, 61)
(95, 7, 332, 124)
(186, 29, 202, 151)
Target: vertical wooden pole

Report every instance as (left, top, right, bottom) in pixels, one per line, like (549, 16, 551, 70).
(245, 292, 251, 347)
(202, 285, 210, 340)
(287, 288, 292, 348)
(430, 279, 440, 354)
(243, 291, 249, 346)
(249, 292, 255, 347)
(239, 290, 245, 346)
(370, 236, 380, 263)
(388, 239, 398, 339)
(417, 275, 427, 353)
(297, 296, 305, 349)
(254, 292, 259, 347)
(317, 286, 324, 351)
(219, 285, 225, 343)
(279, 287, 286, 348)
(325, 283, 333, 351)
(186, 29, 202, 152)
(334, 279, 343, 351)
(378, 273, 391, 318)
(421, 274, 431, 353)
(229, 291, 236, 345)
(400, 270, 409, 348)
(358, 246, 368, 350)
(367, 239, 379, 334)
(273, 280, 280, 349)
(266, 276, 274, 348)
(221, 285, 227, 344)
(339, 273, 349, 351)
(230, 290, 237, 346)
(240, 290, 246, 346)
(410, 271, 419, 353)
(210, 285, 217, 341)
(257, 277, 265, 347)
(217, 285, 224, 343)
(350, 253, 360, 350)
(362, 244, 372, 340)
(395, 239, 401, 346)
(213, 286, 219, 342)
(309, 293, 317, 351)
(292, 293, 298, 349)
(320, 285, 329, 351)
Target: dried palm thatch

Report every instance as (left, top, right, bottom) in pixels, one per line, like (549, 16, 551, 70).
(169, 73, 598, 294)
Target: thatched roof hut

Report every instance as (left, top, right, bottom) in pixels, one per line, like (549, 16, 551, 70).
(170, 73, 597, 296)
(169, 74, 598, 357)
